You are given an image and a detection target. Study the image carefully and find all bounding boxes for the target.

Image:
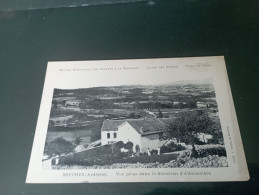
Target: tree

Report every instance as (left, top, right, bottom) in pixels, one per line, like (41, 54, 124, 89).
(186, 100, 197, 109)
(154, 102, 161, 109)
(48, 120, 55, 131)
(135, 144, 140, 153)
(129, 112, 137, 119)
(90, 121, 103, 142)
(175, 102, 184, 109)
(74, 136, 83, 145)
(45, 137, 74, 157)
(129, 112, 141, 119)
(115, 141, 124, 149)
(166, 111, 214, 145)
(52, 100, 58, 109)
(61, 100, 66, 106)
(124, 141, 133, 151)
(165, 111, 216, 154)
(158, 110, 163, 118)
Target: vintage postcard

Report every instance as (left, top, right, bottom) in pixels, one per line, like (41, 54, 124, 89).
(26, 56, 249, 183)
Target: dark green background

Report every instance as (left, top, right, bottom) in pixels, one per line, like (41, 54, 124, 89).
(0, 0, 147, 12)
(0, 0, 258, 194)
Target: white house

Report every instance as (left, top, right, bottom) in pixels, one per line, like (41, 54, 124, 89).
(101, 118, 173, 153)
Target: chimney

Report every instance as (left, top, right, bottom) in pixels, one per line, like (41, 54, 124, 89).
(140, 127, 143, 133)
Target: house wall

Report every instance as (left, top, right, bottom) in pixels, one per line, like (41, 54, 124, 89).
(141, 134, 166, 153)
(101, 131, 118, 145)
(101, 121, 167, 153)
(118, 122, 142, 152)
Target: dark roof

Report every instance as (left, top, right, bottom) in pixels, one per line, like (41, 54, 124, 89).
(101, 118, 174, 135)
(101, 120, 126, 132)
(126, 118, 167, 135)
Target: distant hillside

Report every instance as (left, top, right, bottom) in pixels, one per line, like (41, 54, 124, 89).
(53, 78, 214, 97)
(165, 78, 213, 86)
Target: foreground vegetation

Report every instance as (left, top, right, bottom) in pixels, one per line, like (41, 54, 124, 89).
(52, 149, 227, 169)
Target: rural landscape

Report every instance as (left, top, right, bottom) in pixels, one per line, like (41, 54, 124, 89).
(42, 78, 228, 169)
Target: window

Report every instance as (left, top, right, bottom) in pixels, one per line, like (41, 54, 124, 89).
(114, 132, 117, 138)
(107, 133, 110, 139)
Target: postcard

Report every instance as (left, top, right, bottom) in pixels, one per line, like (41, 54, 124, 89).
(26, 56, 249, 183)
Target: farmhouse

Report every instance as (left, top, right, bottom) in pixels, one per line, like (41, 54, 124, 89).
(101, 118, 173, 153)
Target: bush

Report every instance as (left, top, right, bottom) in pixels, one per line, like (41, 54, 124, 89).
(124, 141, 133, 151)
(48, 120, 55, 131)
(45, 137, 74, 157)
(135, 144, 140, 153)
(160, 142, 186, 153)
(115, 141, 124, 149)
(192, 147, 227, 158)
(74, 136, 83, 145)
(193, 137, 206, 145)
(151, 149, 158, 155)
(90, 121, 104, 142)
(207, 132, 224, 145)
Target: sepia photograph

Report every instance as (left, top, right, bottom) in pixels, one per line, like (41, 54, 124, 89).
(42, 79, 227, 170)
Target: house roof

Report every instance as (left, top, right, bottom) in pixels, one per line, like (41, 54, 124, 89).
(126, 118, 167, 135)
(101, 120, 126, 132)
(101, 118, 174, 135)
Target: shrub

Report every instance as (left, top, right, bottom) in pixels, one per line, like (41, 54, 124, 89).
(124, 141, 133, 151)
(135, 144, 140, 153)
(161, 142, 186, 153)
(48, 120, 55, 131)
(113, 151, 125, 159)
(193, 137, 206, 145)
(74, 136, 83, 145)
(207, 133, 224, 145)
(89, 121, 103, 142)
(151, 149, 158, 155)
(115, 141, 124, 149)
(45, 137, 74, 156)
(192, 147, 227, 158)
